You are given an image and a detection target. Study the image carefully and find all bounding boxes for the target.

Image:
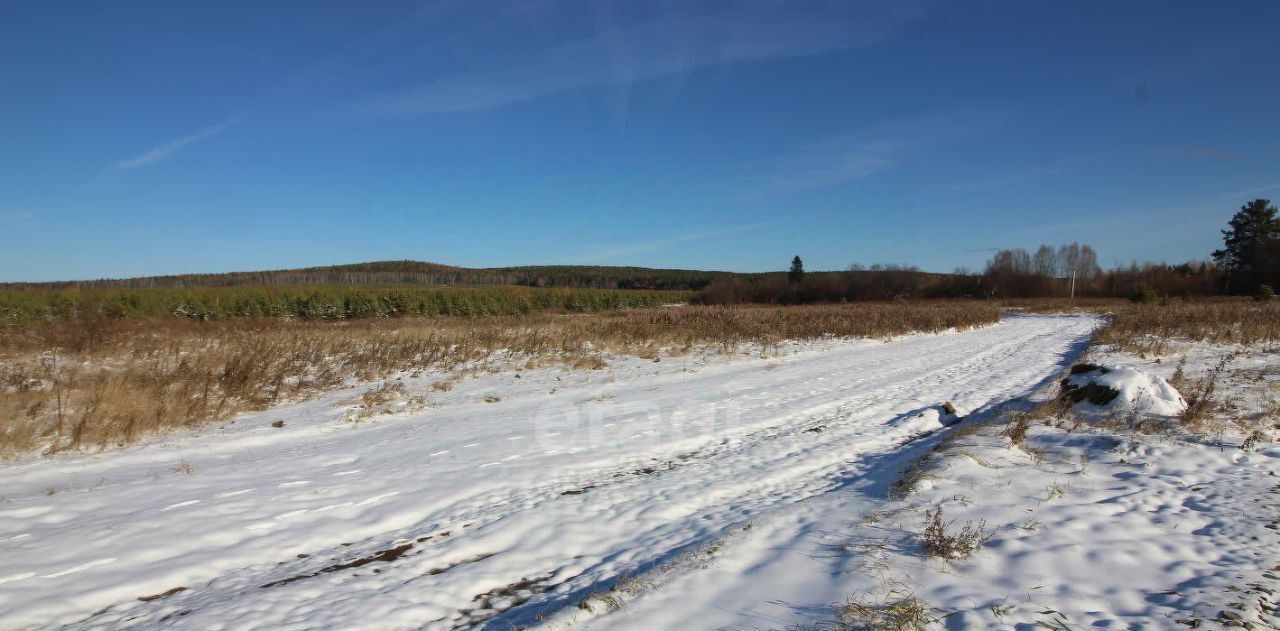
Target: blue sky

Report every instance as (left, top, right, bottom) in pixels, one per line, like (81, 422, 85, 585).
(3, 0, 1279, 282)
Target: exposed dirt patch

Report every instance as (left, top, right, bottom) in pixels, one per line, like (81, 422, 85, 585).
(1060, 363, 1121, 405)
(1069, 363, 1110, 375)
(158, 609, 191, 623)
(259, 543, 415, 589)
(426, 552, 496, 576)
(610, 464, 668, 479)
(1060, 378, 1121, 406)
(138, 586, 187, 602)
(456, 572, 558, 627)
(323, 543, 414, 572)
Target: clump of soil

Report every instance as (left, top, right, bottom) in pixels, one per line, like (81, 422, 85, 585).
(1061, 365, 1120, 405)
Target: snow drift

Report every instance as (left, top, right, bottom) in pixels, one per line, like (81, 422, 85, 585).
(889, 402, 961, 435)
(1063, 364, 1186, 416)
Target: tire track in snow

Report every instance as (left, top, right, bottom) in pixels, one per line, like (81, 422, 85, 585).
(3, 315, 1098, 630)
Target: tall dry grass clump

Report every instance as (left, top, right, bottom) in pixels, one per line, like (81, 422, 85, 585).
(1002, 298, 1280, 351)
(1092, 300, 1280, 350)
(919, 506, 992, 560)
(564, 302, 999, 351)
(0, 303, 998, 457)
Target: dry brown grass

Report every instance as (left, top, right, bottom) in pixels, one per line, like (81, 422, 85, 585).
(0, 302, 998, 457)
(919, 506, 991, 560)
(360, 381, 406, 408)
(834, 591, 936, 631)
(1007, 298, 1280, 356)
(1002, 418, 1031, 447)
(1177, 356, 1230, 435)
(1059, 299, 1276, 435)
(1006, 297, 1279, 338)
(1090, 300, 1280, 350)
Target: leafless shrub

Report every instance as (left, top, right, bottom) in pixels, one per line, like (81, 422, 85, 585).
(1169, 356, 1187, 390)
(1003, 418, 1031, 447)
(919, 506, 991, 560)
(1240, 429, 1268, 451)
(888, 456, 932, 500)
(1180, 356, 1229, 433)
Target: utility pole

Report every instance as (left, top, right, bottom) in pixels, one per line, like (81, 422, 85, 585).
(1069, 268, 1077, 300)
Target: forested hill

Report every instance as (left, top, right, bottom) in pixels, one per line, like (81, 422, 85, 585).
(2, 260, 752, 291)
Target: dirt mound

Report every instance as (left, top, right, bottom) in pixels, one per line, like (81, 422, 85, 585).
(1062, 365, 1186, 416)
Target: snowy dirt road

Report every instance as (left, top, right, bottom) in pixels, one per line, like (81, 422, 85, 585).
(0, 314, 1098, 630)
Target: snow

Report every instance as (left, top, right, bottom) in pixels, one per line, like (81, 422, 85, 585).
(4, 313, 1275, 630)
(590, 426, 1280, 630)
(1065, 365, 1188, 416)
(0, 314, 1100, 630)
(580, 335, 1280, 630)
(889, 404, 961, 436)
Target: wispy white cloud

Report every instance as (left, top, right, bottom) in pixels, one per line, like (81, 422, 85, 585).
(740, 109, 994, 201)
(577, 220, 779, 262)
(951, 146, 1251, 193)
(575, 111, 984, 264)
(990, 180, 1280, 261)
(949, 157, 1080, 192)
(1157, 145, 1243, 163)
(115, 117, 244, 170)
(110, 1, 465, 171)
(756, 137, 907, 198)
(1213, 180, 1280, 203)
(352, 1, 933, 115)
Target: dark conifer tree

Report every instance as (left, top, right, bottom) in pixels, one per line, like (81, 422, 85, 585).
(788, 256, 805, 285)
(1213, 199, 1280, 292)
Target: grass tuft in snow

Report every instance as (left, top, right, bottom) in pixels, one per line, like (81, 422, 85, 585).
(1178, 355, 1229, 434)
(1002, 418, 1031, 447)
(834, 590, 937, 631)
(919, 506, 991, 560)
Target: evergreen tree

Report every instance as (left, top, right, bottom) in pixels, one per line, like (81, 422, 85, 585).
(788, 256, 805, 285)
(1213, 199, 1280, 292)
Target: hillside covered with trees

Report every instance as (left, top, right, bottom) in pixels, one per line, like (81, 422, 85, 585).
(7, 199, 1277, 309)
(1, 261, 743, 292)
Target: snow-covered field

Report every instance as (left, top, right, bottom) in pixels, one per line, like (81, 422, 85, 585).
(592, 339, 1280, 630)
(1, 313, 1275, 630)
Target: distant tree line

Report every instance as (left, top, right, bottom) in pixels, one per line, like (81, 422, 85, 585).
(697, 199, 1280, 304)
(980, 242, 1099, 297)
(0, 286, 693, 325)
(1, 261, 739, 292)
(697, 264, 978, 304)
(8, 200, 1276, 306)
